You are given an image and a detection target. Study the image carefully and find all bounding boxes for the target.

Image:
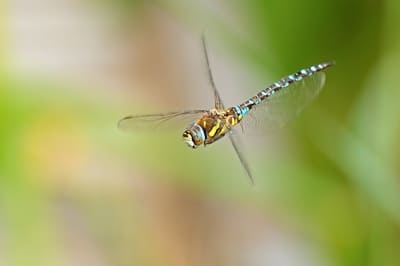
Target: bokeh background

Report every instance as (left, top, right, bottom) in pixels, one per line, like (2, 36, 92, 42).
(2, 0, 400, 265)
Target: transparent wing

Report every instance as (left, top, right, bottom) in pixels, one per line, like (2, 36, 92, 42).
(118, 110, 206, 132)
(243, 71, 326, 131)
(228, 129, 254, 185)
(203, 34, 253, 183)
(201, 33, 224, 109)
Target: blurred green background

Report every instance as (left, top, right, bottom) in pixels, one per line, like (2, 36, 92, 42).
(2, 0, 400, 265)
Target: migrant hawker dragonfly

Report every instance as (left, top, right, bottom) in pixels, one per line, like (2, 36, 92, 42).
(119, 35, 334, 184)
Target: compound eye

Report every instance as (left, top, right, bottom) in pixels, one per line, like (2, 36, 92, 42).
(182, 130, 196, 148)
(182, 123, 205, 148)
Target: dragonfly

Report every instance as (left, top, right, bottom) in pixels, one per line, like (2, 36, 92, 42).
(119, 35, 334, 184)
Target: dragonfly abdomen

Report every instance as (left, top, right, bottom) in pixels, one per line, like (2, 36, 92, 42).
(235, 62, 334, 117)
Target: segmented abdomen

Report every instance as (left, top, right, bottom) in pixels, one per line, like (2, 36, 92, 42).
(233, 62, 334, 119)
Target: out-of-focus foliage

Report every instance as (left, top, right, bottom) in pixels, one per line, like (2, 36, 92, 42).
(1, 0, 400, 265)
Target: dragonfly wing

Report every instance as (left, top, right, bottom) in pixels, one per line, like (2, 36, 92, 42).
(202, 33, 225, 110)
(118, 110, 207, 132)
(202, 34, 253, 182)
(228, 128, 254, 184)
(243, 71, 326, 131)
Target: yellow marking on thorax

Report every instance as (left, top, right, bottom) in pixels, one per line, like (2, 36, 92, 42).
(219, 125, 228, 135)
(228, 116, 239, 126)
(208, 120, 220, 137)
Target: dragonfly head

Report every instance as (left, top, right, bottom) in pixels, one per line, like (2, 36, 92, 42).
(182, 123, 206, 149)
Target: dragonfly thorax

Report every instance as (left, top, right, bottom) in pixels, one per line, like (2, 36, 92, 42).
(182, 108, 241, 148)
